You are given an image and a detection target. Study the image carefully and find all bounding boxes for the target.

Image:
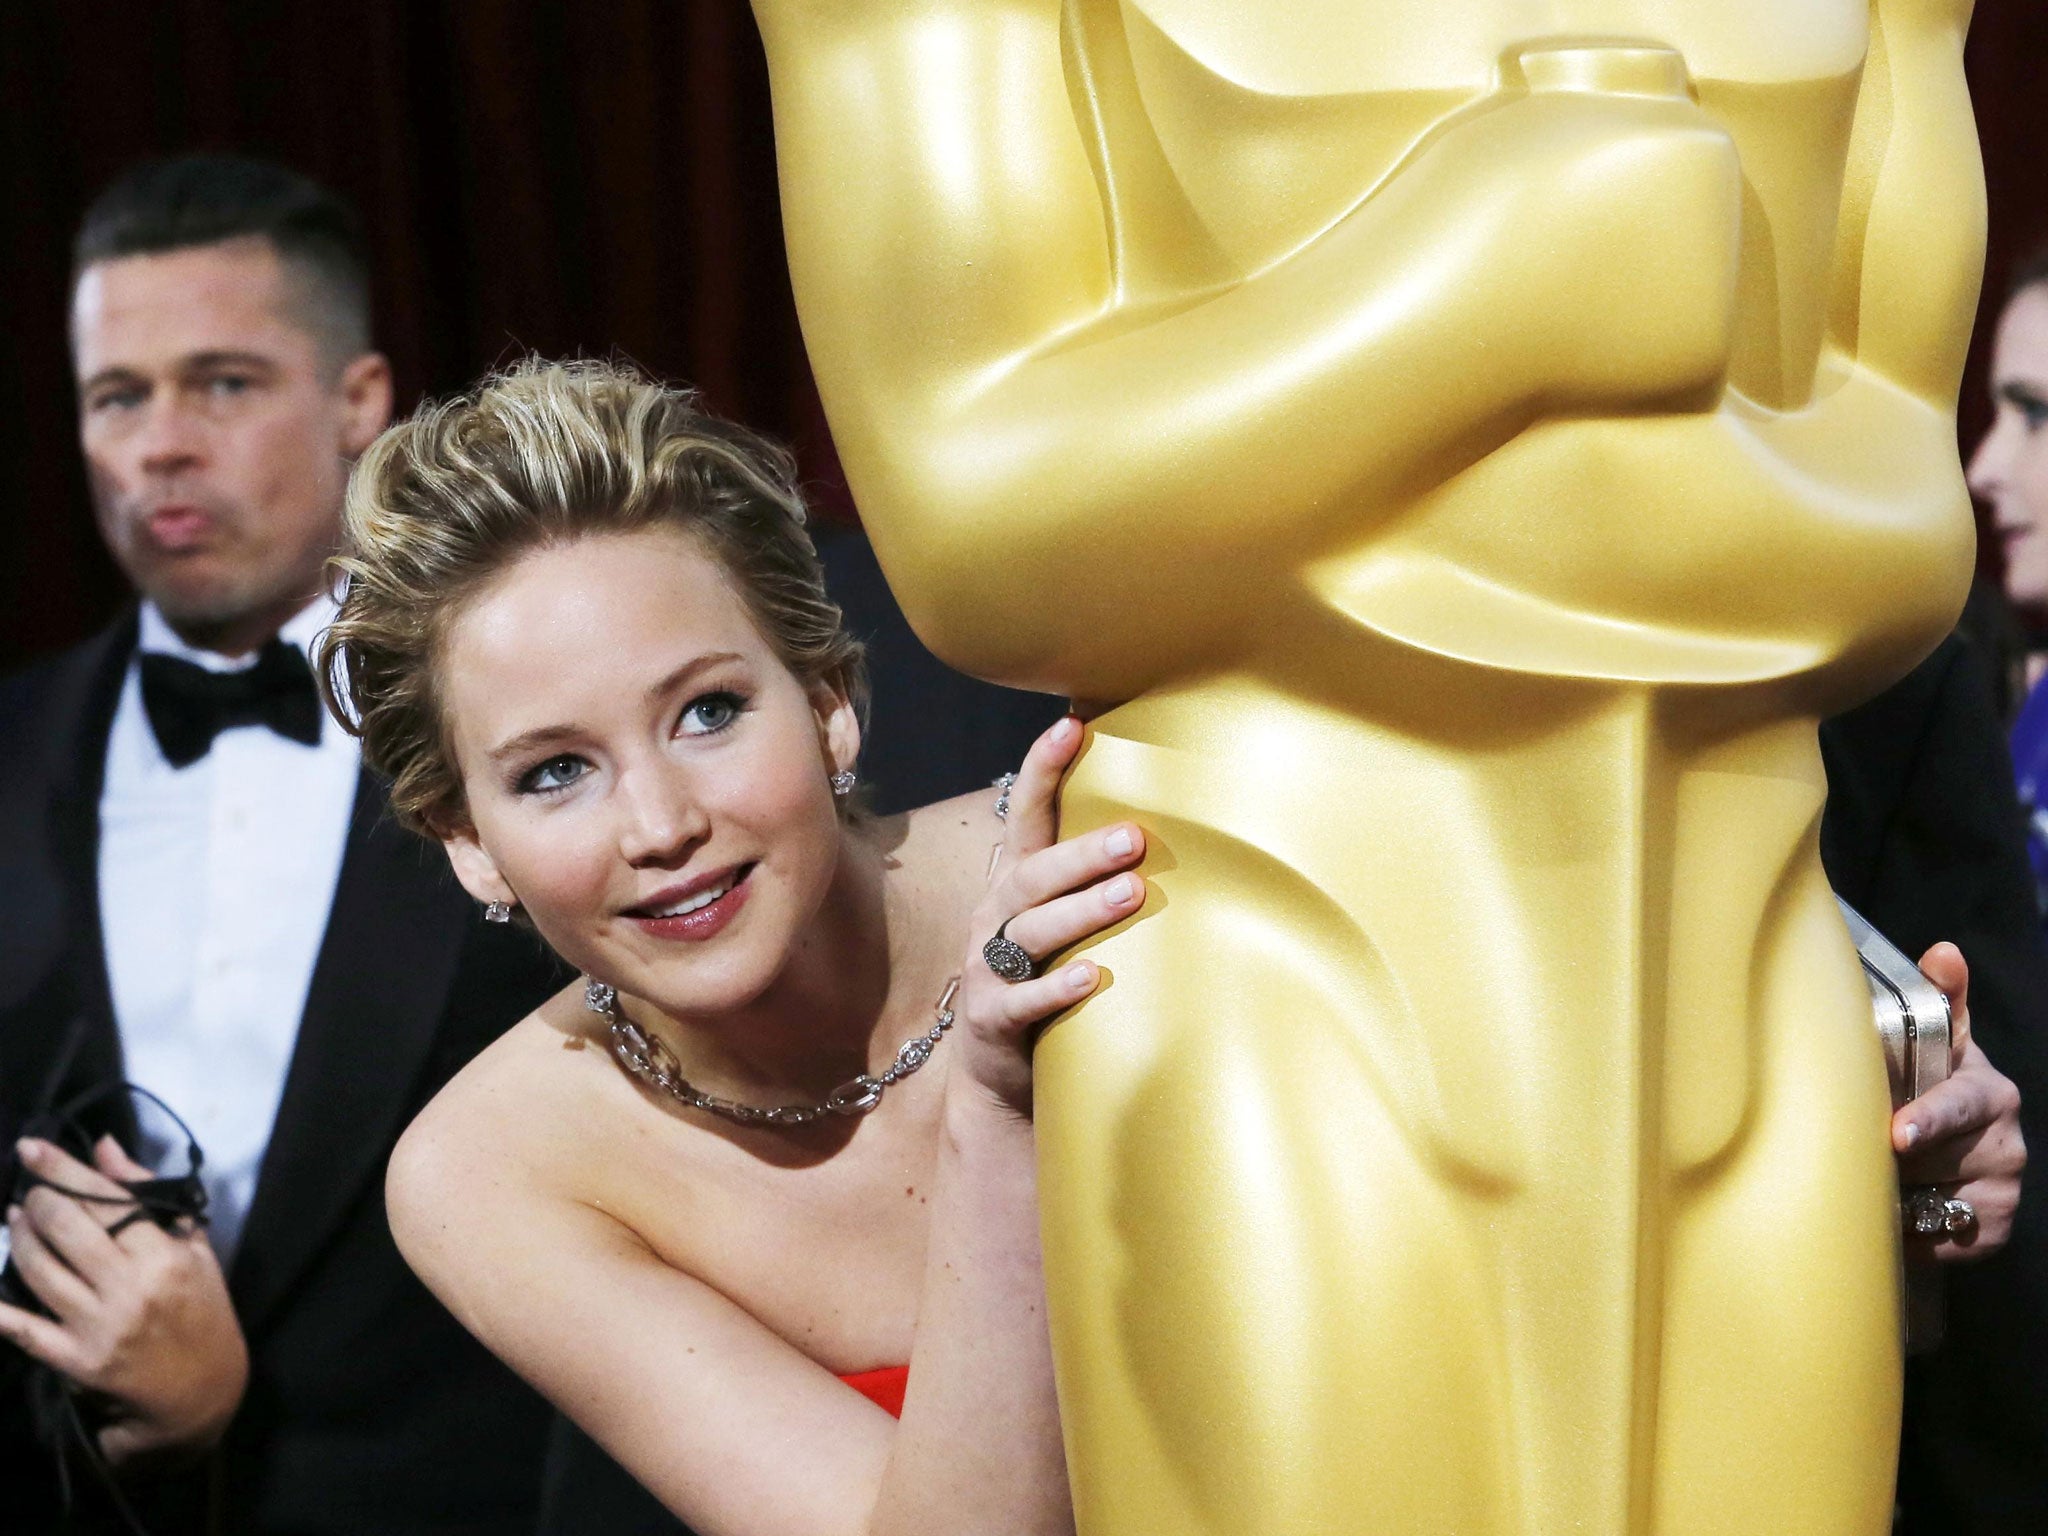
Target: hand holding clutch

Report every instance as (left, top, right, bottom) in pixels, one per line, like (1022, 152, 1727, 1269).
(1893, 942, 2026, 1265)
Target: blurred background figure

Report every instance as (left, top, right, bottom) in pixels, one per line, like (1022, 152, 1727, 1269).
(0, 155, 563, 1534)
(1972, 252, 2048, 908)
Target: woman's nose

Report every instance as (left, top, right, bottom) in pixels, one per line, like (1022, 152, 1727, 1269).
(615, 764, 711, 867)
(1968, 417, 2012, 503)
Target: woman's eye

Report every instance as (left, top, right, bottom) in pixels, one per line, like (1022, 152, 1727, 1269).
(205, 374, 255, 399)
(679, 691, 745, 736)
(516, 755, 588, 794)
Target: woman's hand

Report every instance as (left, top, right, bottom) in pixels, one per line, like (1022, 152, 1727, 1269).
(1894, 942, 2026, 1263)
(953, 715, 1145, 1119)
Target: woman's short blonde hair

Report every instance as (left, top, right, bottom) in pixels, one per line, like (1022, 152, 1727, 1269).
(317, 357, 867, 835)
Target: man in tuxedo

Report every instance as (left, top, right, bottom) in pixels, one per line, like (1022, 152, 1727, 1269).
(0, 155, 562, 1533)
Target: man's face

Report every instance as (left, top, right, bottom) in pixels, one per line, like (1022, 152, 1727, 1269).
(71, 237, 390, 648)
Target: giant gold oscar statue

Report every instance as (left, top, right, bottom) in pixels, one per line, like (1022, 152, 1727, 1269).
(751, 2, 1984, 1530)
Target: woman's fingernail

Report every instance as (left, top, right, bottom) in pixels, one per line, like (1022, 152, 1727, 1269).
(16, 1139, 45, 1164)
(1066, 962, 1095, 990)
(1106, 875, 1137, 906)
(1052, 717, 1078, 744)
(1902, 1123, 1921, 1148)
(1105, 827, 1134, 858)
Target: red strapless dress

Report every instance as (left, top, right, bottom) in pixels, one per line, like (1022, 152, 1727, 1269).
(839, 1365, 910, 1418)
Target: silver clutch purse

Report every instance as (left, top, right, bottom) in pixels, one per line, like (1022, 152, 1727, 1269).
(1837, 897, 1953, 1355)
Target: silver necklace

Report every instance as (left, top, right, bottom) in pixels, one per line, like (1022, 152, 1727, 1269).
(587, 975, 960, 1128)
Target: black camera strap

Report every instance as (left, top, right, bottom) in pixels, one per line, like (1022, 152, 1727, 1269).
(4, 1023, 213, 1536)
(10, 1080, 210, 1237)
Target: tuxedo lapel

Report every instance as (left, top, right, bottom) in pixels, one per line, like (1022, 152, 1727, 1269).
(49, 624, 130, 1056)
(0, 614, 135, 1128)
(228, 770, 469, 1337)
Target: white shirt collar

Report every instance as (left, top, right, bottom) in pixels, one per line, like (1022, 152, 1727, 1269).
(137, 589, 341, 674)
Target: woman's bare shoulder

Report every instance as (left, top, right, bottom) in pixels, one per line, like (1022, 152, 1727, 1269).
(883, 787, 1005, 902)
(386, 980, 627, 1266)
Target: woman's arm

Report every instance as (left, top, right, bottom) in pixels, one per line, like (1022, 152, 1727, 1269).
(874, 715, 1145, 1532)
(390, 1091, 899, 1536)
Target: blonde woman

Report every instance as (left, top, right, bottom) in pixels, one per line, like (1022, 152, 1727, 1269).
(317, 359, 1132, 1535)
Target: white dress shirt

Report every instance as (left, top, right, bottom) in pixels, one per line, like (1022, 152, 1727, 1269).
(98, 596, 360, 1260)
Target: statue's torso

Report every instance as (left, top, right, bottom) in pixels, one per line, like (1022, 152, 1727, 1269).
(1062, 0, 1967, 710)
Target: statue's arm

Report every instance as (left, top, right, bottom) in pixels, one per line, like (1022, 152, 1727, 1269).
(756, 4, 1739, 675)
(1828, 0, 1982, 406)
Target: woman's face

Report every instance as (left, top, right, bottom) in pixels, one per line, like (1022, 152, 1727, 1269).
(436, 524, 858, 1017)
(1970, 285, 2048, 618)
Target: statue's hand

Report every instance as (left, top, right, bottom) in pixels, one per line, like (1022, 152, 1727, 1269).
(1411, 44, 1742, 417)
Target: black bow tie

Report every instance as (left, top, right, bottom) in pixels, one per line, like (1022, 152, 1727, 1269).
(138, 640, 323, 768)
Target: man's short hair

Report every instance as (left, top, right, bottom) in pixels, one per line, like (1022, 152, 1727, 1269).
(73, 154, 373, 365)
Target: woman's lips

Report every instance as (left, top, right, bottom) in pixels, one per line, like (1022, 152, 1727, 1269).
(629, 866, 754, 942)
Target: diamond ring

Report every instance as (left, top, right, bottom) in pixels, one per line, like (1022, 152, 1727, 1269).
(1904, 1187, 1976, 1238)
(982, 918, 1036, 983)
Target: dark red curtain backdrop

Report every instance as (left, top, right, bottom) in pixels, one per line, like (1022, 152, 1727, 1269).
(3, 3, 2046, 670)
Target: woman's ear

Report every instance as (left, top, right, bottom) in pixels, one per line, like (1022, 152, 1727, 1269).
(442, 824, 517, 909)
(814, 680, 862, 782)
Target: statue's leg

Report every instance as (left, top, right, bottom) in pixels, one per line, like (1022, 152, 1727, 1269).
(1036, 872, 1513, 1536)
(1649, 873, 1902, 1535)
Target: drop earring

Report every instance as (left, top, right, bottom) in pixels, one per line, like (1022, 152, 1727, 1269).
(484, 901, 513, 923)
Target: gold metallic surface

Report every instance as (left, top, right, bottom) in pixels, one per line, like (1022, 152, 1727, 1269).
(753, 2, 1983, 1529)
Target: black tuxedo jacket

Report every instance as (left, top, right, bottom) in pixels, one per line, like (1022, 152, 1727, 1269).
(1821, 632, 2048, 1536)
(0, 614, 566, 1535)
